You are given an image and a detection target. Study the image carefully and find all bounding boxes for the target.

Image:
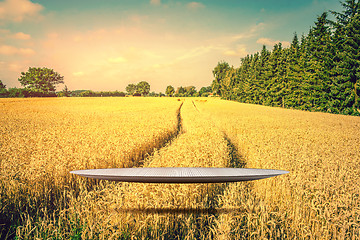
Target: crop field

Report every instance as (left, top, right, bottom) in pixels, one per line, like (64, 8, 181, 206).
(1, 97, 360, 239)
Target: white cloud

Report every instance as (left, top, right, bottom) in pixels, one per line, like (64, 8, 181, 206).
(0, 44, 35, 55)
(250, 22, 265, 33)
(8, 63, 21, 72)
(256, 38, 274, 46)
(176, 46, 214, 61)
(108, 56, 128, 63)
(256, 38, 290, 48)
(223, 45, 248, 57)
(0, 0, 43, 22)
(12, 32, 31, 40)
(187, 2, 205, 10)
(73, 72, 85, 77)
(228, 23, 266, 42)
(0, 29, 10, 34)
(231, 34, 249, 40)
(128, 14, 149, 24)
(150, 0, 161, 5)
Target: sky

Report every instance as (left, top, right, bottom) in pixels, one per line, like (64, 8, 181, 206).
(0, 0, 343, 92)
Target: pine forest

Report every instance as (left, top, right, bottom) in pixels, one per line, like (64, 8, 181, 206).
(211, 0, 360, 116)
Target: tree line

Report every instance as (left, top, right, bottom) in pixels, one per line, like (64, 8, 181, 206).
(212, 0, 360, 116)
(0, 67, 212, 98)
(165, 85, 212, 97)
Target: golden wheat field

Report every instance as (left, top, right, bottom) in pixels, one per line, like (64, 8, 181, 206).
(0, 97, 359, 239)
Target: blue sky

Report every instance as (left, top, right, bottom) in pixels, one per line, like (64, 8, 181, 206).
(0, 0, 343, 92)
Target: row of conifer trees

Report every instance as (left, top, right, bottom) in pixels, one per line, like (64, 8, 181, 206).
(211, 0, 360, 115)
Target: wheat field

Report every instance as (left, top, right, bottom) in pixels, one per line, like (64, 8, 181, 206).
(1, 97, 359, 239)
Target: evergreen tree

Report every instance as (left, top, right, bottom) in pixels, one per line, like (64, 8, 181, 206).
(209, 0, 360, 115)
(257, 45, 271, 104)
(0, 80, 5, 89)
(263, 43, 285, 106)
(331, 0, 360, 114)
(284, 33, 303, 108)
(305, 12, 334, 111)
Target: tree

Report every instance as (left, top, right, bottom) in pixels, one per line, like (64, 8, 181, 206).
(60, 85, 71, 97)
(284, 33, 303, 108)
(208, 0, 359, 115)
(304, 12, 334, 111)
(0, 80, 5, 89)
(176, 86, 186, 95)
(136, 81, 150, 96)
(330, 0, 360, 114)
(8, 88, 29, 98)
(79, 90, 95, 97)
(126, 83, 137, 95)
(0, 80, 8, 97)
(184, 86, 197, 96)
(18, 67, 64, 97)
(199, 86, 212, 96)
(219, 67, 237, 100)
(212, 61, 231, 95)
(165, 85, 175, 97)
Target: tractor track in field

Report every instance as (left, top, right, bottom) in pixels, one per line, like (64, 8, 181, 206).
(191, 100, 246, 169)
(127, 101, 184, 168)
(191, 100, 252, 238)
(223, 133, 247, 168)
(178, 102, 239, 214)
(83, 102, 184, 189)
(190, 101, 247, 207)
(192, 100, 200, 112)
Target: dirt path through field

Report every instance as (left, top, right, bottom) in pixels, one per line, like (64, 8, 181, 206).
(123, 102, 184, 168)
(83, 99, 233, 239)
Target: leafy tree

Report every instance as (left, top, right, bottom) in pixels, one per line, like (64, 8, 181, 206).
(199, 86, 212, 96)
(126, 83, 137, 95)
(0, 80, 8, 97)
(165, 85, 175, 96)
(79, 90, 95, 97)
(136, 81, 150, 96)
(184, 86, 197, 96)
(113, 91, 126, 97)
(219, 67, 237, 100)
(212, 61, 230, 95)
(148, 91, 158, 97)
(18, 67, 64, 97)
(175, 86, 186, 97)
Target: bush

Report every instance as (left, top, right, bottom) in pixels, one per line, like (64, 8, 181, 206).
(8, 88, 29, 98)
(0, 88, 9, 98)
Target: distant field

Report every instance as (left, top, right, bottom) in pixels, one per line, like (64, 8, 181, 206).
(1, 97, 359, 239)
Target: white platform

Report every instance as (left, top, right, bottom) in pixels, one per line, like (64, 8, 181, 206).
(70, 167, 289, 183)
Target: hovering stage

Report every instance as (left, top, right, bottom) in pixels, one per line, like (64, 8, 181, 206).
(70, 167, 289, 183)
